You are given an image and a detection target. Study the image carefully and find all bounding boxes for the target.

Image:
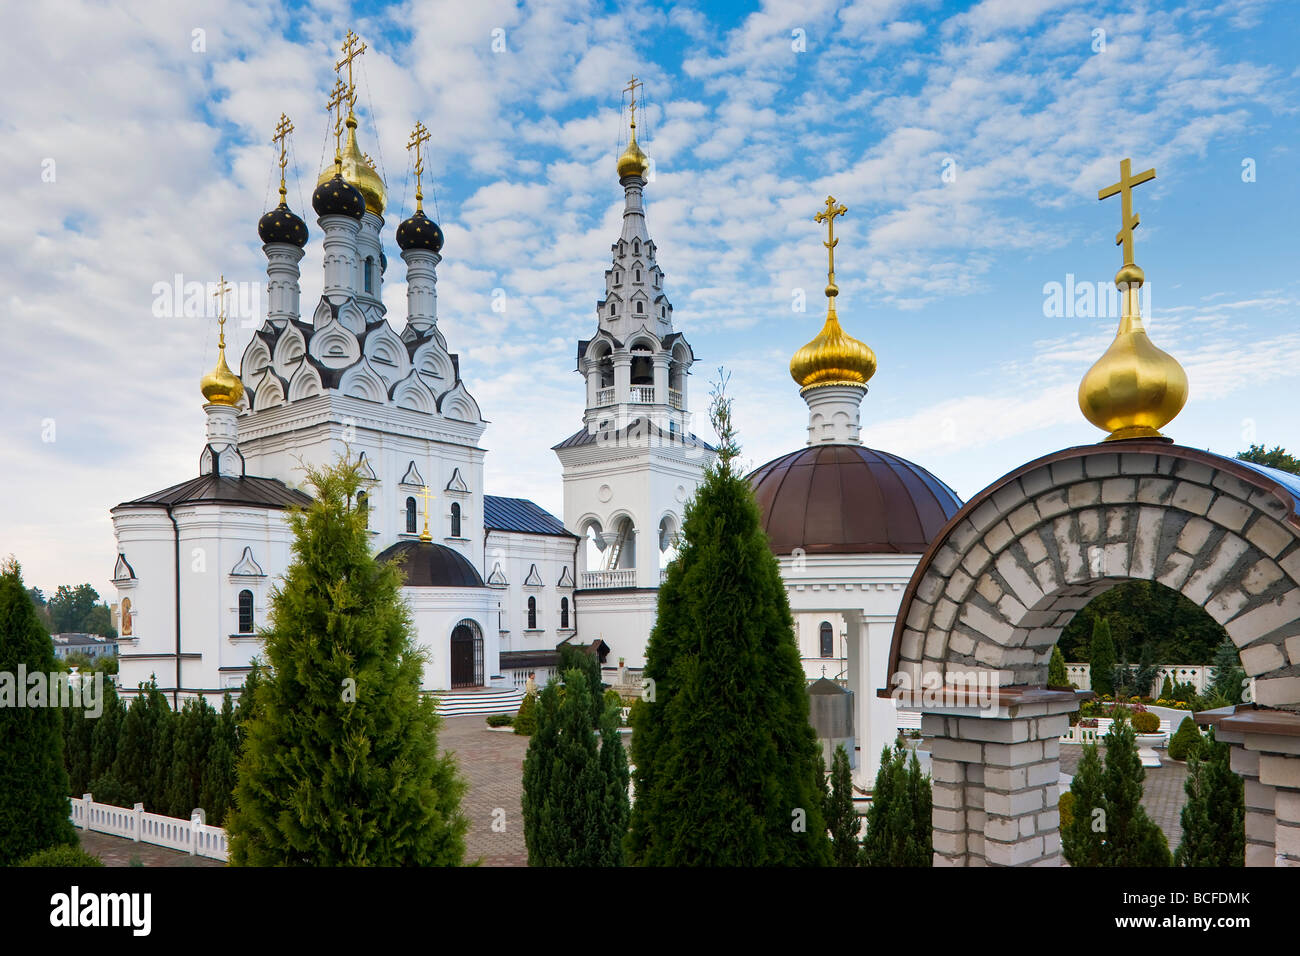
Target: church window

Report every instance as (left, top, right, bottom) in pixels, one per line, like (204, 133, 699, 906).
(609, 303, 616, 316)
(238, 590, 255, 634)
(635, 269, 641, 282)
(633, 239, 640, 254)
(614, 270, 622, 286)
(364, 257, 375, 293)
(636, 301, 643, 314)
(406, 496, 417, 534)
(819, 621, 834, 658)
(527, 596, 537, 630)
(357, 490, 368, 517)
(660, 306, 666, 318)
(560, 597, 569, 629)
(120, 597, 132, 636)
(451, 501, 462, 538)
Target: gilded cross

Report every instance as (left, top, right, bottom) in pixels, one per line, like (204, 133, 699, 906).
(814, 195, 848, 292)
(271, 113, 294, 201)
(407, 120, 431, 210)
(1098, 158, 1156, 266)
(419, 484, 433, 542)
(326, 78, 349, 169)
(623, 75, 644, 128)
(212, 274, 231, 347)
(336, 29, 367, 113)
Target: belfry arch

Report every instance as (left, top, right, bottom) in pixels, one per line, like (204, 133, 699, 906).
(886, 442, 1300, 866)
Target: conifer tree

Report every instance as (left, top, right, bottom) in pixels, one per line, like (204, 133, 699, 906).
(88, 682, 125, 803)
(1047, 645, 1069, 688)
(861, 745, 932, 866)
(1210, 637, 1246, 704)
(113, 678, 170, 809)
(0, 558, 77, 864)
(165, 697, 214, 818)
(522, 668, 627, 865)
(1063, 742, 1107, 867)
(825, 744, 861, 866)
(199, 693, 239, 825)
(62, 690, 94, 796)
(1089, 618, 1116, 697)
(226, 457, 467, 866)
(1174, 728, 1245, 866)
(627, 377, 832, 866)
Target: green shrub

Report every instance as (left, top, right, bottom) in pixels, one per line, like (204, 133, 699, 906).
(1058, 790, 1075, 830)
(1167, 717, 1203, 761)
(486, 713, 513, 728)
(1131, 711, 1160, 733)
(513, 691, 539, 736)
(18, 844, 103, 867)
(602, 688, 624, 712)
(1160, 675, 1174, 699)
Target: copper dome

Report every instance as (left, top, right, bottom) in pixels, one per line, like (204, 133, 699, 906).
(747, 445, 963, 555)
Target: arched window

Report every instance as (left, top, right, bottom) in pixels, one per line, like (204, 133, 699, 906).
(238, 590, 255, 634)
(364, 256, 374, 293)
(527, 596, 537, 630)
(120, 597, 132, 636)
(635, 301, 644, 314)
(357, 490, 368, 521)
(560, 597, 569, 629)
(405, 496, 417, 534)
(609, 302, 616, 316)
(632, 239, 640, 254)
(635, 268, 641, 282)
(450, 501, 462, 537)
(819, 621, 834, 658)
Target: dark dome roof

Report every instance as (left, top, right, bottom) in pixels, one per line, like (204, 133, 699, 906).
(396, 209, 444, 253)
(312, 172, 365, 220)
(257, 201, 308, 247)
(376, 540, 485, 588)
(747, 444, 963, 555)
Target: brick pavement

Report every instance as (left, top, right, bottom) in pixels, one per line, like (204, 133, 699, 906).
(440, 716, 529, 866)
(77, 830, 224, 867)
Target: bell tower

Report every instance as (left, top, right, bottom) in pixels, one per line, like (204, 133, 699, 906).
(554, 79, 714, 669)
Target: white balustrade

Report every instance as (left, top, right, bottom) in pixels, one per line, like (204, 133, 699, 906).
(630, 385, 655, 404)
(668, 388, 683, 409)
(596, 387, 615, 407)
(71, 793, 229, 862)
(581, 569, 637, 589)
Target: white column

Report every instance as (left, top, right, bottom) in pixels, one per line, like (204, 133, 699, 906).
(319, 214, 361, 303)
(803, 383, 866, 445)
(402, 247, 441, 333)
(264, 244, 304, 328)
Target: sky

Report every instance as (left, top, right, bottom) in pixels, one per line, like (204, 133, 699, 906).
(2, 0, 1298, 598)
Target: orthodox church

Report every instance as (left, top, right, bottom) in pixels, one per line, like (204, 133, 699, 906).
(109, 36, 961, 778)
(109, 40, 708, 715)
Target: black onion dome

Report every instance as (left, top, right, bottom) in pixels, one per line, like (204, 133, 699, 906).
(257, 201, 308, 247)
(396, 209, 444, 253)
(375, 540, 485, 588)
(311, 172, 365, 220)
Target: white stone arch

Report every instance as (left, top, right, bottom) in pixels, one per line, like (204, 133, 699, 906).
(286, 360, 323, 401)
(411, 339, 454, 383)
(362, 322, 410, 384)
(339, 359, 388, 404)
(888, 442, 1300, 867)
(438, 382, 482, 424)
(272, 322, 306, 374)
(389, 369, 438, 414)
(240, 335, 272, 380)
(308, 317, 361, 369)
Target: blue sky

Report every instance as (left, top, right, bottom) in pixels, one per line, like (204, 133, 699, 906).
(2, 0, 1298, 596)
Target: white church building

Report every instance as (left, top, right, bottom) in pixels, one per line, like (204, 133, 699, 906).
(110, 38, 961, 781)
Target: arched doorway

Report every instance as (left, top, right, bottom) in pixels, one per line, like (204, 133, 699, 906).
(887, 442, 1300, 866)
(450, 619, 484, 689)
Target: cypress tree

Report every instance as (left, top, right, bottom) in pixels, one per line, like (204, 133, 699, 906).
(62, 689, 95, 796)
(114, 678, 169, 809)
(1089, 618, 1116, 698)
(165, 697, 214, 818)
(226, 457, 468, 866)
(1210, 637, 1246, 704)
(1047, 645, 1069, 688)
(0, 558, 77, 864)
(626, 379, 832, 866)
(1167, 716, 1203, 762)
(1063, 742, 1106, 867)
(861, 745, 932, 866)
(88, 682, 125, 803)
(199, 693, 238, 825)
(522, 668, 626, 865)
(1174, 728, 1245, 866)
(825, 744, 861, 866)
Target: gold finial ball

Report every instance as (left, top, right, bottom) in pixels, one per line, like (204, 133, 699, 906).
(1078, 321, 1187, 441)
(617, 134, 649, 180)
(201, 353, 245, 407)
(790, 314, 877, 390)
(1115, 262, 1145, 289)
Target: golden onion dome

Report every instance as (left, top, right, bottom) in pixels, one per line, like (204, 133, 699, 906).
(316, 114, 386, 216)
(1078, 264, 1188, 440)
(790, 310, 877, 390)
(200, 347, 244, 407)
(617, 123, 649, 180)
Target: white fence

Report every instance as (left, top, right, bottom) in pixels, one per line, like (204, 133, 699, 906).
(1059, 717, 1171, 745)
(70, 794, 228, 862)
(1064, 663, 1213, 696)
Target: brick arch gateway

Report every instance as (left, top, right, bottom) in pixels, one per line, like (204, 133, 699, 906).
(885, 441, 1300, 866)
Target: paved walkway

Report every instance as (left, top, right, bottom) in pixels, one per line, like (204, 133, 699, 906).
(1059, 746, 1189, 850)
(77, 830, 224, 867)
(440, 717, 529, 866)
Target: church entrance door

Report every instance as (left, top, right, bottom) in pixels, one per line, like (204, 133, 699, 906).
(450, 620, 483, 688)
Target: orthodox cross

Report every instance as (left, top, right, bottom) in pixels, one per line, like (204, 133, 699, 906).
(271, 112, 294, 203)
(419, 484, 433, 542)
(325, 78, 349, 171)
(814, 195, 848, 295)
(623, 75, 644, 130)
(407, 120, 431, 210)
(336, 29, 367, 114)
(212, 274, 231, 348)
(1098, 158, 1156, 267)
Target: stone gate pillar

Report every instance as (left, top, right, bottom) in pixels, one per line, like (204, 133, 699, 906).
(1211, 707, 1300, 866)
(922, 687, 1078, 866)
